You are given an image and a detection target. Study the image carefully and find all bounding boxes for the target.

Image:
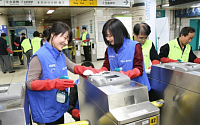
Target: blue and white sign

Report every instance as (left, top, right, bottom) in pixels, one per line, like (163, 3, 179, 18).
(27, 28, 36, 40)
(0, 25, 9, 44)
(16, 27, 26, 37)
(175, 7, 200, 17)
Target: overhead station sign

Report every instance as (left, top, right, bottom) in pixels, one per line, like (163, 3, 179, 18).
(97, 0, 130, 7)
(1, 0, 130, 7)
(70, 0, 97, 6)
(4, 0, 69, 6)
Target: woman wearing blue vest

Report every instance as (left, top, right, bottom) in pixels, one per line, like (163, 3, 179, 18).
(100, 18, 151, 91)
(26, 22, 96, 125)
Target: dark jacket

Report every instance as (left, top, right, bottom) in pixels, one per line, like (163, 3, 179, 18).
(0, 37, 8, 55)
(14, 36, 23, 50)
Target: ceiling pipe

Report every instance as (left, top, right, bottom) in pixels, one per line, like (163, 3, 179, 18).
(160, 0, 163, 9)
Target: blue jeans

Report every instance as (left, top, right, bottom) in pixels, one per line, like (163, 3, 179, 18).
(62, 48, 71, 60)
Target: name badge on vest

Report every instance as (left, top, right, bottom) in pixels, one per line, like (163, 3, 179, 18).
(49, 64, 56, 74)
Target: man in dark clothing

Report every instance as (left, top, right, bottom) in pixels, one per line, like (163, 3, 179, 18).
(81, 27, 91, 61)
(14, 33, 25, 65)
(0, 33, 15, 74)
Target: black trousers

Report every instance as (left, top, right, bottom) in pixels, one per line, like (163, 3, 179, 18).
(46, 115, 64, 125)
(83, 46, 91, 61)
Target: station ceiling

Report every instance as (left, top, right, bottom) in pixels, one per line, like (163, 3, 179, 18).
(0, 0, 199, 26)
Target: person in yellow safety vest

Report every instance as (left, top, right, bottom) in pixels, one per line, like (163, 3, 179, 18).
(76, 27, 91, 61)
(31, 31, 42, 54)
(133, 23, 160, 70)
(62, 45, 71, 60)
(159, 27, 200, 63)
(21, 37, 32, 65)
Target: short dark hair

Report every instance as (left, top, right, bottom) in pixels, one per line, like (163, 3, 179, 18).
(102, 18, 130, 51)
(133, 23, 151, 36)
(82, 27, 86, 30)
(43, 26, 51, 38)
(47, 22, 72, 44)
(81, 61, 94, 68)
(179, 27, 195, 37)
(33, 31, 40, 37)
(21, 36, 26, 41)
(21, 33, 25, 36)
(1, 33, 6, 37)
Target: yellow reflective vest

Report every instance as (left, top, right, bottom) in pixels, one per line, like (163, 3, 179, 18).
(31, 37, 42, 54)
(21, 38, 32, 53)
(63, 45, 68, 49)
(142, 40, 152, 70)
(168, 38, 191, 62)
(82, 31, 90, 46)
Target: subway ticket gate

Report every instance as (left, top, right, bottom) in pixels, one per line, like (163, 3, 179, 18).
(13, 50, 27, 68)
(0, 82, 27, 125)
(73, 39, 82, 63)
(90, 38, 97, 62)
(22, 50, 28, 69)
(148, 62, 200, 125)
(78, 71, 160, 125)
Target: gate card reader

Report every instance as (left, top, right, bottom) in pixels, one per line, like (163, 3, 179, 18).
(163, 62, 200, 72)
(79, 73, 160, 125)
(87, 71, 130, 87)
(0, 82, 26, 125)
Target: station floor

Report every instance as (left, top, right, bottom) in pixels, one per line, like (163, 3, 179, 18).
(1, 51, 200, 124)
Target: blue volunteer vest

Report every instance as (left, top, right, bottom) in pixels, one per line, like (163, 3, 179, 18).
(26, 42, 69, 123)
(107, 38, 151, 91)
(74, 79, 79, 110)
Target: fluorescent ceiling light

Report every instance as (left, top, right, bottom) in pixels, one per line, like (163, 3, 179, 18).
(46, 10, 54, 14)
(191, 3, 200, 8)
(163, 4, 169, 7)
(191, 5, 200, 8)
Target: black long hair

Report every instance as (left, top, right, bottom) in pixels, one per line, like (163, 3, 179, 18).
(47, 22, 72, 44)
(102, 18, 130, 51)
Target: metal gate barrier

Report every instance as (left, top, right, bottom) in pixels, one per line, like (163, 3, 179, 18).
(90, 38, 97, 62)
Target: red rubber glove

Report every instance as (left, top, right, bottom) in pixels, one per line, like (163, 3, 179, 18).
(31, 78, 75, 91)
(88, 67, 108, 74)
(152, 60, 160, 65)
(71, 109, 80, 119)
(148, 60, 160, 69)
(119, 68, 141, 79)
(6, 48, 13, 54)
(82, 39, 89, 42)
(74, 65, 91, 75)
(194, 58, 200, 64)
(75, 38, 80, 40)
(160, 57, 179, 63)
(14, 42, 19, 47)
(74, 65, 108, 75)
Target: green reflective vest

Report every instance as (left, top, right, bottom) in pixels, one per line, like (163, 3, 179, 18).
(142, 40, 152, 70)
(21, 38, 32, 53)
(31, 37, 42, 54)
(82, 31, 90, 46)
(168, 38, 191, 62)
